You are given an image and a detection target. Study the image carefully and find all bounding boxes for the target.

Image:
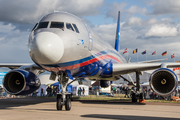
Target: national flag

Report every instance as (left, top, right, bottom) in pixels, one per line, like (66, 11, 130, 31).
(171, 54, 175, 59)
(152, 51, 156, 55)
(123, 48, 127, 54)
(133, 49, 138, 54)
(162, 51, 167, 56)
(142, 50, 146, 55)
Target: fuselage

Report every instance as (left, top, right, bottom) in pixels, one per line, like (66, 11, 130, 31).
(28, 12, 126, 80)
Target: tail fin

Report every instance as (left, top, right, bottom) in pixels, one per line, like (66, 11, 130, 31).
(115, 11, 121, 52)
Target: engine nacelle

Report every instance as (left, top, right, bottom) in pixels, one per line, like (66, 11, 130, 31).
(100, 80, 111, 88)
(3, 69, 41, 95)
(149, 68, 178, 96)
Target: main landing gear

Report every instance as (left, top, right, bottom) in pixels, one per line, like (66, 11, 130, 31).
(131, 71, 145, 103)
(56, 72, 72, 111)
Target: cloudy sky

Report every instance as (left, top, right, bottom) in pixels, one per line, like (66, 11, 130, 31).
(0, 0, 180, 63)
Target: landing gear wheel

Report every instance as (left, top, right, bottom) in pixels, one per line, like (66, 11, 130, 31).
(57, 98, 63, 110)
(65, 98, 71, 111)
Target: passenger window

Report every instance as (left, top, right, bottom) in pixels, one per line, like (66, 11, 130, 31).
(66, 23, 74, 31)
(50, 22, 64, 29)
(36, 22, 49, 29)
(72, 24, 79, 33)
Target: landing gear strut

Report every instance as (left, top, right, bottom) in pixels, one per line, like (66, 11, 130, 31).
(131, 71, 144, 103)
(56, 72, 72, 111)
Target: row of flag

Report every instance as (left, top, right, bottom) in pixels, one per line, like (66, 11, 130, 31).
(123, 48, 175, 59)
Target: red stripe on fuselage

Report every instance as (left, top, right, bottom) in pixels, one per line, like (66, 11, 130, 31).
(43, 55, 121, 71)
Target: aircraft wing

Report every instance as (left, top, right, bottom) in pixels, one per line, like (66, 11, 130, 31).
(0, 63, 32, 68)
(113, 62, 180, 75)
(0, 63, 42, 70)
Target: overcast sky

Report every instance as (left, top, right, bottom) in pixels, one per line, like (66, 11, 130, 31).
(0, 0, 180, 63)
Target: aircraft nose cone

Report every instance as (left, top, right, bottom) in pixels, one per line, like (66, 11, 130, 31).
(30, 32, 64, 64)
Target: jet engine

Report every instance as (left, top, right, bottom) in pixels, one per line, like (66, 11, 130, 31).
(149, 68, 178, 96)
(100, 80, 111, 88)
(3, 69, 40, 95)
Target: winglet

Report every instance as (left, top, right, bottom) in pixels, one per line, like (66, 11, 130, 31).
(115, 11, 121, 52)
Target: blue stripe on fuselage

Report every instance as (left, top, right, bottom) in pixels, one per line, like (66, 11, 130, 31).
(42, 50, 122, 67)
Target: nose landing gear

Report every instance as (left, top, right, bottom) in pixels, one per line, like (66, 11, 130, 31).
(56, 93, 72, 110)
(56, 72, 72, 111)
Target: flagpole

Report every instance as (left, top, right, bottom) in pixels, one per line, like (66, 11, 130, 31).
(156, 50, 157, 60)
(137, 51, 138, 63)
(146, 51, 147, 61)
(127, 52, 128, 62)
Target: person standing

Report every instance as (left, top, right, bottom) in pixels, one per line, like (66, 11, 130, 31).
(78, 87, 81, 96)
(46, 86, 50, 97)
(143, 88, 147, 99)
(130, 87, 135, 98)
(80, 87, 82, 96)
(41, 87, 44, 97)
(124, 87, 129, 98)
(82, 87, 85, 96)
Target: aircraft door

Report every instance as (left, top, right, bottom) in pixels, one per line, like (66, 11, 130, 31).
(81, 20, 93, 51)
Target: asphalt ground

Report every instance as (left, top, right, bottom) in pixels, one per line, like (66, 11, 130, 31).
(0, 97, 180, 120)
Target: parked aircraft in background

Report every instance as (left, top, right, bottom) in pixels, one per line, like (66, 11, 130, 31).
(1, 11, 180, 111)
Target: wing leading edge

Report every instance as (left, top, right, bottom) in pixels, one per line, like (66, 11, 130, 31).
(0, 63, 41, 70)
(113, 62, 180, 75)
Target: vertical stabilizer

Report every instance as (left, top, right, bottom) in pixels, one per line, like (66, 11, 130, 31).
(115, 11, 121, 52)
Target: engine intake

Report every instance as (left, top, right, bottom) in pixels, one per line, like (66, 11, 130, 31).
(3, 69, 40, 95)
(150, 68, 178, 96)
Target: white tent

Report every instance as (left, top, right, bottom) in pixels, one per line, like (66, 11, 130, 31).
(73, 85, 89, 96)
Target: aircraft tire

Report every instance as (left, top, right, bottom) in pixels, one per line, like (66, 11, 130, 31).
(57, 98, 63, 110)
(65, 98, 71, 111)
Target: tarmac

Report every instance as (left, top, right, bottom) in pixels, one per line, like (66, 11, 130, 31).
(0, 97, 180, 120)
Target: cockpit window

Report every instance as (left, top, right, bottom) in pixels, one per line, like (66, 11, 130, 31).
(36, 22, 49, 29)
(50, 22, 64, 29)
(32, 23, 38, 31)
(66, 23, 74, 31)
(72, 24, 79, 33)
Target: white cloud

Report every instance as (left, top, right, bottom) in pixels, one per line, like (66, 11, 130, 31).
(0, 22, 31, 62)
(147, 18, 158, 25)
(0, 23, 15, 33)
(0, 0, 104, 24)
(106, 2, 147, 20)
(127, 5, 147, 15)
(145, 24, 178, 37)
(127, 17, 142, 26)
(0, 37, 4, 41)
(147, 0, 180, 15)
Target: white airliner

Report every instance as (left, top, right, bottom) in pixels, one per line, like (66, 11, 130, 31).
(2, 11, 180, 111)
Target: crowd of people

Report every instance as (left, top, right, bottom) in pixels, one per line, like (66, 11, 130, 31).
(112, 86, 180, 100)
(1, 84, 180, 101)
(32, 86, 59, 97)
(77, 87, 85, 96)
